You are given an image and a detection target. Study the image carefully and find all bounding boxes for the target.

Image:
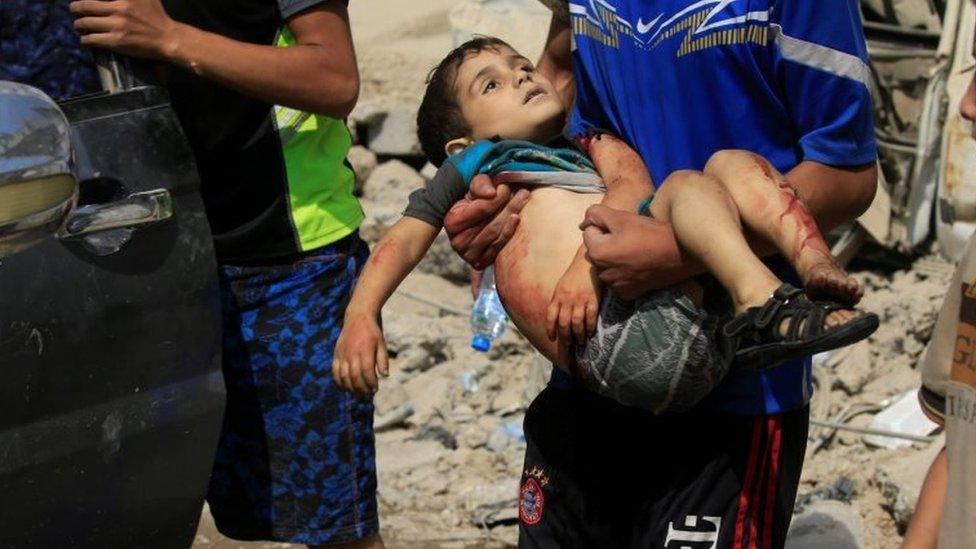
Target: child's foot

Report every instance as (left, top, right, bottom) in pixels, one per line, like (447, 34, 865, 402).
(724, 284, 878, 371)
(802, 260, 863, 306)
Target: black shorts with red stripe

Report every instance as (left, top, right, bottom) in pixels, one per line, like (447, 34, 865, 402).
(517, 385, 808, 549)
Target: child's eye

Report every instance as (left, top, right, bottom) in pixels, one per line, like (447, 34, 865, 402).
(483, 80, 498, 93)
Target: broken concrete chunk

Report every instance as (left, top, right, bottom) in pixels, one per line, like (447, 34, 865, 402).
(795, 476, 858, 514)
(359, 200, 402, 244)
(829, 340, 874, 395)
(417, 231, 472, 283)
(786, 501, 863, 549)
(490, 381, 524, 416)
(873, 469, 915, 532)
(360, 108, 423, 157)
(420, 161, 438, 181)
(362, 159, 425, 203)
(375, 403, 415, 433)
(347, 145, 378, 195)
(872, 435, 945, 532)
(449, 0, 551, 62)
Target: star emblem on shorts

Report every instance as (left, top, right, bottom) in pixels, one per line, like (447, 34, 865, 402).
(525, 466, 549, 487)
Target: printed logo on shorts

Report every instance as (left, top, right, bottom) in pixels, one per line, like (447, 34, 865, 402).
(665, 515, 721, 548)
(519, 467, 549, 526)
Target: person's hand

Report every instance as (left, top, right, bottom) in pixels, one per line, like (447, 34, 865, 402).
(581, 204, 683, 300)
(546, 259, 600, 342)
(443, 174, 530, 270)
(333, 312, 389, 396)
(71, 0, 183, 60)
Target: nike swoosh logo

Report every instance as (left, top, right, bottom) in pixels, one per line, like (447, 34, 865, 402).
(636, 14, 661, 34)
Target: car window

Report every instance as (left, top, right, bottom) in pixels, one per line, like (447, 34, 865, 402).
(0, 0, 100, 101)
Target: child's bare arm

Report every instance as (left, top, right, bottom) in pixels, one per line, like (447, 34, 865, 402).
(547, 134, 655, 341)
(333, 217, 438, 395)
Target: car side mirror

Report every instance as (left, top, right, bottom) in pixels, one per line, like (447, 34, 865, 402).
(0, 82, 77, 258)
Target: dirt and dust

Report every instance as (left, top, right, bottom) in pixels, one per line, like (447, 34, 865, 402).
(192, 1, 960, 547)
(193, 249, 956, 549)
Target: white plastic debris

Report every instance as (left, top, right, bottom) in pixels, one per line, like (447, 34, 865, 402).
(864, 390, 940, 449)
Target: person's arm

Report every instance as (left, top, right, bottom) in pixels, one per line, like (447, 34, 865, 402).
(537, 14, 575, 108)
(901, 448, 947, 549)
(547, 134, 654, 340)
(443, 13, 574, 269)
(70, 0, 359, 118)
(333, 217, 439, 395)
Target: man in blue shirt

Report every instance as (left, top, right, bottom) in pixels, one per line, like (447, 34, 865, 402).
(444, 1, 878, 546)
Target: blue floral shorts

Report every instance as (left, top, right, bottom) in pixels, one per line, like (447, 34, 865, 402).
(207, 233, 378, 545)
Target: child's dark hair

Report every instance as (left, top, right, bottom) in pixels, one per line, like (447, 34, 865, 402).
(417, 36, 512, 167)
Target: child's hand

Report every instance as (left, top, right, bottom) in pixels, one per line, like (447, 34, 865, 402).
(547, 260, 601, 343)
(333, 312, 389, 396)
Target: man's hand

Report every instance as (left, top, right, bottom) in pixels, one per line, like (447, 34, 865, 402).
(581, 205, 700, 300)
(333, 313, 389, 396)
(444, 174, 530, 270)
(546, 253, 601, 342)
(71, 0, 182, 60)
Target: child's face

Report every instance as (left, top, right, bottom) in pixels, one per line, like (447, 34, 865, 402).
(454, 46, 565, 144)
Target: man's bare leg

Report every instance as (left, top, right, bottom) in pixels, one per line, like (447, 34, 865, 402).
(703, 150, 862, 305)
(649, 170, 781, 314)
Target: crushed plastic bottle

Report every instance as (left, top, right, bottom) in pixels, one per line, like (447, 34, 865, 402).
(470, 266, 508, 352)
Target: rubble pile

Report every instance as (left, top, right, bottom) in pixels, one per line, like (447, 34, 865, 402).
(793, 256, 955, 548)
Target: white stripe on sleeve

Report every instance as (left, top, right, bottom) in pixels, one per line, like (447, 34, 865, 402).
(770, 23, 871, 88)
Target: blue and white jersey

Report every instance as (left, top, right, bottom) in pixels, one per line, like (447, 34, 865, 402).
(564, 0, 878, 416)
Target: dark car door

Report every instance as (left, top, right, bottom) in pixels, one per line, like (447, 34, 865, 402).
(0, 59, 225, 548)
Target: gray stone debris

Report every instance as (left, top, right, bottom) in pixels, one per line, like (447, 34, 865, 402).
(871, 437, 945, 532)
(362, 159, 425, 203)
(420, 161, 438, 181)
(449, 0, 551, 62)
(359, 159, 426, 243)
(357, 107, 423, 157)
(873, 469, 916, 533)
(828, 341, 874, 396)
(786, 501, 864, 549)
(347, 145, 378, 195)
(417, 231, 472, 283)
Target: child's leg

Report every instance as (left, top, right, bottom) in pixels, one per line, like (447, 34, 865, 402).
(703, 150, 861, 305)
(647, 168, 877, 372)
(649, 170, 782, 314)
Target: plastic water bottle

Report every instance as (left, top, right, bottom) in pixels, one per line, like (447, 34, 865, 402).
(470, 266, 508, 352)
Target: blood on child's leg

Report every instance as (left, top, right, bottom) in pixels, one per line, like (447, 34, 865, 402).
(703, 150, 862, 305)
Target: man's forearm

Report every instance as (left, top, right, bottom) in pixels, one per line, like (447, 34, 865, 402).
(166, 14, 357, 117)
(536, 15, 575, 108)
(72, 0, 359, 118)
(788, 160, 878, 232)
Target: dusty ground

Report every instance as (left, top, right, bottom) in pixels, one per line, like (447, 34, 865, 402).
(192, 252, 956, 549)
(192, 2, 955, 547)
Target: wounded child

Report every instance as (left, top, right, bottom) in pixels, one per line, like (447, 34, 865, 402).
(334, 37, 878, 413)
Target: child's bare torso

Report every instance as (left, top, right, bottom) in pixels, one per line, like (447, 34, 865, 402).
(494, 186, 603, 368)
